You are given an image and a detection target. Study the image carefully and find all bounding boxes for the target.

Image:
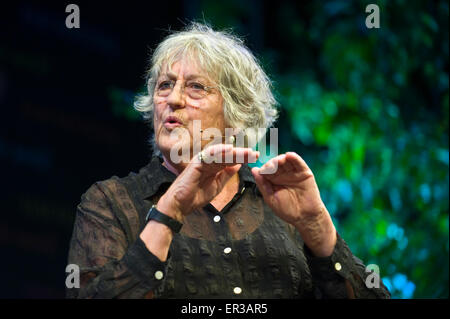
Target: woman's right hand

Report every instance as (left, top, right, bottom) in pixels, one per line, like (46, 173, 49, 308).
(156, 144, 259, 222)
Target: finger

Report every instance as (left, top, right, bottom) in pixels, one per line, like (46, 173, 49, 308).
(259, 155, 282, 175)
(214, 146, 259, 164)
(195, 143, 233, 164)
(257, 153, 299, 179)
(215, 164, 242, 188)
(251, 167, 274, 197)
(278, 154, 296, 173)
(230, 147, 260, 164)
(285, 152, 310, 172)
(199, 145, 259, 165)
(223, 164, 242, 175)
(273, 154, 291, 174)
(271, 154, 299, 176)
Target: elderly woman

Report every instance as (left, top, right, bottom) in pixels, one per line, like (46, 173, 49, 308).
(67, 23, 390, 299)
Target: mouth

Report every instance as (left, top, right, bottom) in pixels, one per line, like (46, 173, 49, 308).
(163, 115, 184, 129)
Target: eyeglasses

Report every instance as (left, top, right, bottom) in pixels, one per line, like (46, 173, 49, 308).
(154, 80, 217, 100)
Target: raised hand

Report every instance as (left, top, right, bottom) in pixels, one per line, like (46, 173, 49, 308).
(157, 144, 259, 223)
(251, 152, 337, 257)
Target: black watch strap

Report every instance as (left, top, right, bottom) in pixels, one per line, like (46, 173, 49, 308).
(145, 205, 183, 233)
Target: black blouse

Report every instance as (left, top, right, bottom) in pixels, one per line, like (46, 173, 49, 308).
(66, 156, 390, 299)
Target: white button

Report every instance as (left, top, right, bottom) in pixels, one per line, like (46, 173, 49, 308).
(154, 270, 164, 280)
(240, 187, 246, 194)
(213, 215, 221, 223)
(334, 262, 342, 271)
(224, 247, 232, 254)
(233, 287, 242, 295)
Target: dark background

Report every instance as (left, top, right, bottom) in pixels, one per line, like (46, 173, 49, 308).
(0, 0, 448, 298)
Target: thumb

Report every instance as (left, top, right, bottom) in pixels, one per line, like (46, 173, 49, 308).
(215, 164, 241, 189)
(251, 167, 274, 198)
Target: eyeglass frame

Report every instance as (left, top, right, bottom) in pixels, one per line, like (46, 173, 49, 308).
(150, 79, 218, 100)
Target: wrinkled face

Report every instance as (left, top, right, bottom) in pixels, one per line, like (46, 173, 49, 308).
(153, 58, 226, 164)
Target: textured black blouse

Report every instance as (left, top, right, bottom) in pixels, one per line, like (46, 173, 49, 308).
(66, 156, 390, 299)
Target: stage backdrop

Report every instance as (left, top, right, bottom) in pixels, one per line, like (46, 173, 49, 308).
(0, 0, 448, 298)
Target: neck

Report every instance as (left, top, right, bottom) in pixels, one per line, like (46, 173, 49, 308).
(211, 172, 240, 211)
(162, 155, 183, 176)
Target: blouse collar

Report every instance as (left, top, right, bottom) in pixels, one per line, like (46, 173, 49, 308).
(140, 155, 256, 200)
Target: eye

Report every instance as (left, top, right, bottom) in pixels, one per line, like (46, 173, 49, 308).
(187, 82, 206, 91)
(158, 81, 173, 90)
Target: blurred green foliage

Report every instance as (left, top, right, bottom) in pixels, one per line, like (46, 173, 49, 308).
(200, 0, 449, 298)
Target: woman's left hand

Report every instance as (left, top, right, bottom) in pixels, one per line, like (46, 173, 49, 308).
(251, 152, 337, 257)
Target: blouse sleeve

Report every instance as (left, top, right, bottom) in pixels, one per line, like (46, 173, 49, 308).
(66, 182, 169, 299)
(303, 232, 391, 299)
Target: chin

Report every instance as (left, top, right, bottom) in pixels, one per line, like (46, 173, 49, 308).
(158, 139, 193, 163)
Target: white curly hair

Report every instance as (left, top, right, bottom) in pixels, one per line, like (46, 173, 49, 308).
(134, 22, 278, 151)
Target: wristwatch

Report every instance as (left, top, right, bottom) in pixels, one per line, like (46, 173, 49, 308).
(145, 205, 183, 233)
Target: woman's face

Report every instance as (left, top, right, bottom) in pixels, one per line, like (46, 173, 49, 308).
(153, 58, 226, 166)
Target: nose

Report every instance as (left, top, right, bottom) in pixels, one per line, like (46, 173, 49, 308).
(166, 81, 185, 109)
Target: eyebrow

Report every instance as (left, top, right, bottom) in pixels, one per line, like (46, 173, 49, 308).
(160, 72, 210, 82)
